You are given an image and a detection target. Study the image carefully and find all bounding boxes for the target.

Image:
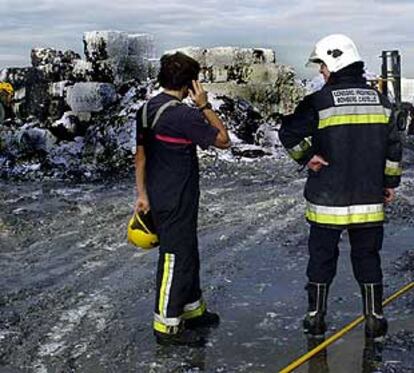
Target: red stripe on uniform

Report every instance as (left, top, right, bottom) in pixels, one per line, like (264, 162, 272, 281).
(155, 134, 192, 144)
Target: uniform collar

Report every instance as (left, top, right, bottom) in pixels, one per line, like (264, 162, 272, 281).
(327, 62, 367, 86)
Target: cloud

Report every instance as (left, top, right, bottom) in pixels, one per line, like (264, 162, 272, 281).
(0, 0, 413, 77)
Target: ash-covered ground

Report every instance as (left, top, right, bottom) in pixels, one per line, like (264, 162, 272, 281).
(0, 144, 413, 373)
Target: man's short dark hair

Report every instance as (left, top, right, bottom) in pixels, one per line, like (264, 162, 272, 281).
(158, 52, 200, 90)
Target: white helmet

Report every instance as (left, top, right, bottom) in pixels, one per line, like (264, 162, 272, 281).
(307, 34, 362, 73)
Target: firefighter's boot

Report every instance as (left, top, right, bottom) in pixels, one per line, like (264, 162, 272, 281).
(154, 325, 206, 347)
(303, 282, 329, 336)
(360, 283, 388, 340)
(185, 310, 220, 330)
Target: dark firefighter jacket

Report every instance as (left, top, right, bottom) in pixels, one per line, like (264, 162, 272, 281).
(279, 63, 403, 229)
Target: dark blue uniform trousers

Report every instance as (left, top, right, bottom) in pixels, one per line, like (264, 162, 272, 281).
(307, 225, 384, 285)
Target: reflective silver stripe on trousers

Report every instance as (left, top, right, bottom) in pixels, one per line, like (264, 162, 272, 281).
(364, 284, 383, 319)
(308, 282, 326, 316)
(154, 313, 181, 326)
(183, 299, 204, 312)
(319, 106, 391, 120)
(162, 254, 175, 318)
(306, 202, 383, 216)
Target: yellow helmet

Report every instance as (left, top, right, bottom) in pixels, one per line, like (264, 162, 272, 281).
(0, 82, 14, 96)
(128, 211, 159, 250)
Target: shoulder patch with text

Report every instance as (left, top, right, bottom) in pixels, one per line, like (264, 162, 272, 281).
(332, 89, 380, 106)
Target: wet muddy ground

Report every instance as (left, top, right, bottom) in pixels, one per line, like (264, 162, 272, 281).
(0, 148, 413, 372)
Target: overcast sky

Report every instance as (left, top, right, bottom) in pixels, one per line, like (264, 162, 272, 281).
(0, 0, 413, 78)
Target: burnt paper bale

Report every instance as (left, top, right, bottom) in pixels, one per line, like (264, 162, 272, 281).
(48, 81, 72, 119)
(72, 60, 94, 82)
(0, 67, 32, 90)
(31, 48, 59, 67)
(83, 31, 129, 62)
(168, 47, 276, 83)
(66, 82, 117, 113)
(91, 60, 117, 83)
(72, 59, 114, 83)
(83, 31, 129, 82)
(127, 33, 156, 58)
(31, 48, 81, 81)
(24, 69, 52, 121)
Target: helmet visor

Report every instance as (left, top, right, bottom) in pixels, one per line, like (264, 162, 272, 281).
(306, 47, 323, 67)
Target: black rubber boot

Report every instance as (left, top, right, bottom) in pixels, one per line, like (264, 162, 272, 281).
(185, 311, 220, 330)
(303, 282, 329, 336)
(154, 328, 206, 347)
(360, 283, 388, 340)
(362, 337, 384, 372)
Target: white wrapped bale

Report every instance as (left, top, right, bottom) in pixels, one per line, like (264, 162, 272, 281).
(125, 33, 156, 81)
(168, 47, 275, 67)
(83, 31, 156, 82)
(204, 47, 236, 66)
(166, 47, 277, 83)
(66, 82, 117, 113)
(128, 33, 156, 58)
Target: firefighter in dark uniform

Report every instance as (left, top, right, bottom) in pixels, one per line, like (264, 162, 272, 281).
(279, 35, 402, 340)
(135, 52, 231, 347)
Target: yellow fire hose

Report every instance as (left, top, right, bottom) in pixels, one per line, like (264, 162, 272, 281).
(279, 281, 414, 373)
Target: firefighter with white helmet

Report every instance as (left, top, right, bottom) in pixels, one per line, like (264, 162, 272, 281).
(279, 34, 402, 340)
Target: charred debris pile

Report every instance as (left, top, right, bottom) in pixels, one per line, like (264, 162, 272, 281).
(0, 31, 305, 181)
